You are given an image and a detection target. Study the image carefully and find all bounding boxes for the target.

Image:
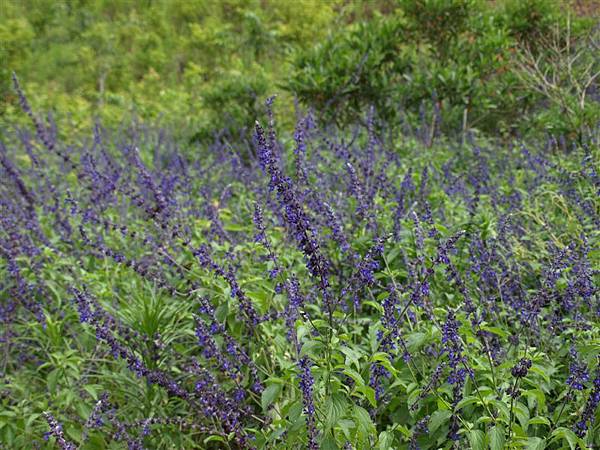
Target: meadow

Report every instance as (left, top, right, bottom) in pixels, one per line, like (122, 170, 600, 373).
(1, 1, 599, 449)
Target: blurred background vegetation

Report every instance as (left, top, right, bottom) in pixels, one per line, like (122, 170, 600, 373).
(1, 0, 599, 142)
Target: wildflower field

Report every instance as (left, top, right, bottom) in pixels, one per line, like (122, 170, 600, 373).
(1, 1, 599, 450)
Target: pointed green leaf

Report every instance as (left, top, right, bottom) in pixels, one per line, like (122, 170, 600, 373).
(378, 430, 394, 450)
(468, 429, 485, 450)
(488, 424, 506, 450)
(261, 383, 281, 412)
(428, 409, 452, 434)
(325, 393, 348, 431)
(526, 437, 546, 450)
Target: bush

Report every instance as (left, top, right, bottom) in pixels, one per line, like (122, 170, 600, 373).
(0, 0, 343, 135)
(286, 0, 597, 140)
(284, 16, 407, 127)
(512, 19, 600, 141)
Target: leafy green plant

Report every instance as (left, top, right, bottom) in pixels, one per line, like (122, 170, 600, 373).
(285, 0, 597, 140)
(512, 18, 600, 141)
(1, 86, 599, 448)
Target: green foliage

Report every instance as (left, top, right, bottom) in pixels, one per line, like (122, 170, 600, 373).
(501, 0, 561, 41)
(2, 108, 598, 447)
(1, 2, 600, 448)
(286, 0, 598, 139)
(285, 16, 407, 127)
(4, 0, 596, 141)
(0, 0, 344, 134)
(399, 0, 474, 51)
(512, 20, 600, 141)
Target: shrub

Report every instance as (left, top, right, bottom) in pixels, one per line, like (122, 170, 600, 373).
(286, 0, 597, 140)
(0, 0, 343, 134)
(284, 16, 407, 127)
(512, 19, 600, 142)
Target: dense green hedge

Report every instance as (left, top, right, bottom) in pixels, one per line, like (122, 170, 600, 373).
(1, 0, 360, 134)
(285, 0, 599, 140)
(2, 0, 598, 141)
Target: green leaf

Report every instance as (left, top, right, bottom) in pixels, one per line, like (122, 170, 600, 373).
(525, 389, 546, 412)
(406, 332, 428, 352)
(343, 368, 365, 387)
(371, 352, 398, 376)
(363, 300, 384, 314)
(385, 246, 402, 264)
(25, 413, 40, 429)
(321, 432, 339, 450)
(338, 419, 355, 441)
(325, 393, 348, 431)
(407, 387, 423, 409)
(0, 411, 16, 418)
(204, 435, 226, 444)
(287, 401, 303, 422)
(529, 366, 551, 383)
(456, 395, 481, 410)
(479, 325, 509, 339)
(428, 409, 452, 434)
(489, 399, 511, 422)
(340, 346, 362, 370)
(66, 425, 82, 442)
(354, 405, 375, 444)
(301, 340, 324, 358)
(488, 424, 506, 450)
(377, 430, 394, 450)
(528, 416, 550, 426)
(468, 429, 485, 450)
(83, 384, 99, 401)
(223, 223, 247, 232)
(513, 402, 530, 431)
(526, 437, 546, 450)
(47, 368, 61, 393)
(261, 384, 281, 412)
(214, 303, 228, 322)
(357, 385, 377, 408)
(75, 402, 91, 421)
(267, 427, 286, 443)
(550, 427, 586, 450)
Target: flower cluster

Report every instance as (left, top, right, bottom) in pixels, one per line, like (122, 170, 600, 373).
(574, 359, 600, 437)
(511, 358, 532, 379)
(43, 412, 76, 450)
(298, 356, 319, 450)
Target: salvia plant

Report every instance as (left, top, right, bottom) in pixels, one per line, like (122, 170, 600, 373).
(0, 77, 599, 450)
